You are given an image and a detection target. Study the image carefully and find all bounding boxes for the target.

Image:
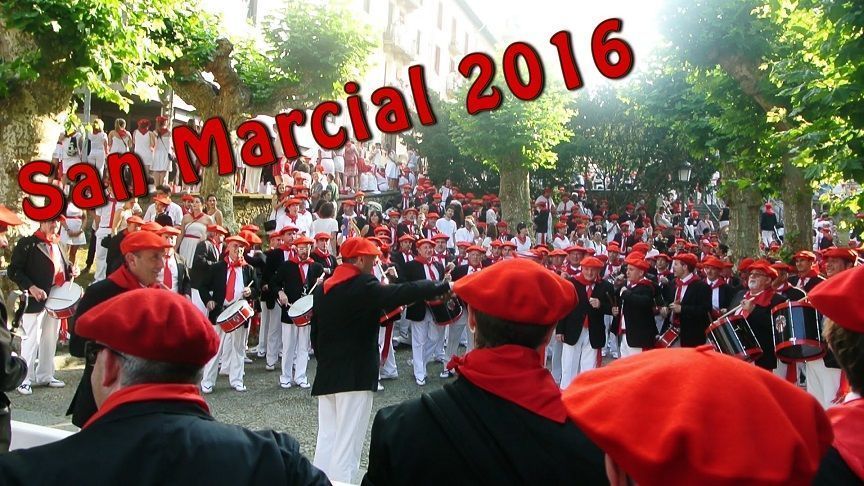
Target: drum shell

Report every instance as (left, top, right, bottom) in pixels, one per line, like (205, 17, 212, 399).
(706, 315, 763, 362)
(655, 326, 680, 348)
(288, 294, 314, 327)
(45, 283, 84, 320)
(771, 301, 826, 362)
(217, 300, 254, 333)
(427, 298, 463, 326)
(379, 305, 405, 325)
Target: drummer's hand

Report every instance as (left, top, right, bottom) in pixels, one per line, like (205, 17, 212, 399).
(741, 298, 754, 314)
(658, 276, 669, 285)
(447, 281, 455, 291)
(278, 291, 288, 307)
(242, 287, 251, 298)
(385, 266, 397, 277)
(659, 306, 669, 318)
(29, 286, 47, 301)
(71, 267, 80, 278)
(589, 297, 600, 309)
(670, 302, 682, 313)
(206, 301, 216, 311)
(555, 334, 564, 342)
(719, 308, 728, 315)
(611, 306, 620, 317)
(316, 275, 324, 285)
(443, 273, 452, 282)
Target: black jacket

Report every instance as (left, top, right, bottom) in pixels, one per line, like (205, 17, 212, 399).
(271, 259, 324, 324)
(1, 325, 27, 453)
(558, 279, 613, 348)
(310, 271, 447, 396)
(788, 274, 826, 293)
(190, 240, 221, 290)
(0, 401, 328, 485)
(730, 290, 788, 370)
(261, 248, 289, 309)
(669, 277, 712, 347)
(362, 377, 607, 486)
(401, 260, 447, 322)
(619, 282, 657, 349)
(8, 235, 73, 313)
(103, 229, 127, 276)
(310, 250, 338, 277)
(202, 262, 259, 324)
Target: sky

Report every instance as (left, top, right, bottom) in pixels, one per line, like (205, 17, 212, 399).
(464, 0, 667, 88)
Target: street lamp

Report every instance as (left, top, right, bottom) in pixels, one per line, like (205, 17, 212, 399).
(678, 162, 692, 183)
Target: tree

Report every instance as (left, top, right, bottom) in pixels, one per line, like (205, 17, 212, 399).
(166, 0, 374, 230)
(0, 0, 204, 222)
(448, 84, 574, 228)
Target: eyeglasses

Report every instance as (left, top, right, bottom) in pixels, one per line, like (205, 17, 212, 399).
(84, 341, 123, 366)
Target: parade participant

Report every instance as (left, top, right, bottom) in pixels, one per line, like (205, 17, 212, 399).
(364, 259, 606, 485)
(310, 238, 451, 482)
(431, 233, 453, 265)
(454, 241, 471, 266)
(257, 230, 284, 369)
(0, 290, 329, 484)
(730, 261, 789, 373)
(789, 250, 825, 292)
(338, 200, 366, 240)
(760, 202, 779, 246)
(496, 220, 509, 241)
(488, 240, 503, 263)
(561, 246, 585, 279)
(402, 239, 451, 386)
(177, 195, 213, 268)
(557, 257, 613, 388)
(92, 183, 121, 281)
(66, 230, 172, 427)
(771, 261, 806, 300)
(563, 346, 832, 486)
(702, 256, 733, 318)
(310, 232, 338, 276)
(548, 249, 567, 272)
(437, 245, 485, 379)
(369, 237, 401, 385)
(392, 234, 416, 274)
(501, 241, 517, 260)
(157, 226, 190, 296)
(661, 252, 711, 347)
(277, 198, 307, 235)
(552, 222, 570, 250)
(454, 215, 478, 247)
(201, 236, 258, 393)
(534, 201, 552, 245)
(808, 265, 864, 483)
(611, 254, 656, 358)
(190, 224, 228, 315)
(511, 223, 532, 252)
(433, 206, 457, 247)
(104, 215, 144, 276)
(8, 219, 75, 396)
(0, 209, 27, 451)
(604, 243, 624, 281)
(274, 237, 323, 389)
(807, 247, 856, 408)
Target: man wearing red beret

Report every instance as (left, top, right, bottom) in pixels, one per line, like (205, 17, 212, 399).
(0, 290, 330, 485)
(563, 346, 833, 485)
(190, 225, 228, 315)
(805, 248, 857, 408)
(789, 250, 825, 293)
(200, 236, 258, 393)
(65, 230, 172, 427)
(729, 261, 789, 373)
(104, 215, 144, 276)
(659, 253, 711, 348)
(610, 255, 657, 357)
(364, 259, 606, 485)
(809, 265, 864, 483)
(309, 238, 451, 482)
(156, 226, 191, 296)
(702, 256, 734, 319)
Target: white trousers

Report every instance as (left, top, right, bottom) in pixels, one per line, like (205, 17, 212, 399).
(313, 391, 374, 483)
(805, 360, 842, 409)
(547, 338, 563, 385)
(20, 311, 59, 385)
(444, 313, 469, 361)
(395, 308, 411, 343)
(378, 325, 398, 379)
(201, 326, 245, 388)
(605, 315, 619, 354)
(619, 335, 642, 358)
(245, 166, 263, 193)
(191, 289, 208, 316)
(93, 228, 112, 281)
(281, 322, 311, 386)
(761, 230, 775, 246)
(260, 305, 283, 366)
(560, 330, 600, 390)
(409, 310, 440, 382)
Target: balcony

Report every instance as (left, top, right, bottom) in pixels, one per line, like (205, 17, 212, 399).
(383, 26, 416, 62)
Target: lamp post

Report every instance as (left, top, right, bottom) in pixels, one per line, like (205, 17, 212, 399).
(678, 161, 692, 183)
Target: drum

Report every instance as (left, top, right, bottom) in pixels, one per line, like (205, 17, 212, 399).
(706, 315, 762, 362)
(45, 282, 83, 319)
(216, 300, 254, 333)
(287, 294, 314, 327)
(427, 298, 463, 326)
(771, 301, 826, 362)
(379, 305, 405, 325)
(655, 326, 680, 348)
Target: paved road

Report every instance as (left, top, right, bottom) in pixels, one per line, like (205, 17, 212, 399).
(9, 343, 453, 478)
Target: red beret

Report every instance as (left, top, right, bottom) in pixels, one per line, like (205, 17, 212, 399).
(624, 255, 650, 271)
(314, 232, 332, 240)
(427, 212, 440, 219)
(431, 233, 449, 241)
(158, 226, 181, 237)
(120, 230, 172, 255)
(596, 254, 608, 263)
(76, 289, 219, 366)
(632, 242, 650, 254)
(207, 225, 229, 236)
(607, 243, 621, 253)
(701, 256, 725, 269)
(126, 215, 145, 226)
(809, 265, 864, 333)
(554, 222, 567, 229)
(139, 222, 163, 232)
(240, 224, 259, 233)
(502, 242, 517, 249)
(467, 245, 486, 254)
(403, 208, 418, 215)
(738, 257, 755, 272)
(224, 235, 249, 248)
(456, 241, 472, 248)
(180, 194, 195, 202)
(580, 257, 604, 269)
(341, 200, 356, 207)
(770, 261, 794, 273)
(454, 259, 576, 326)
(563, 346, 832, 485)
(280, 224, 299, 235)
(293, 236, 315, 246)
(238, 230, 262, 246)
(793, 251, 817, 261)
(340, 237, 381, 258)
(366, 237, 384, 247)
(672, 252, 698, 268)
(564, 245, 587, 254)
(416, 238, 435, 248)
(398, 234, 415, 243)
(490, 241, 503, 248)
(822, 247, 857, 262)
(153, 194, 171, 205)
(748, 260, 779, 279)
(549, 249, 567, 257)
(496, 221, 508, 227)
(387, 210, 401, 218)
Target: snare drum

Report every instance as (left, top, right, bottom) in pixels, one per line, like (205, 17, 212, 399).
(427, 298, 463, 326)
(216, 300, 254, 333)
(706, 315, 762, 362)
(45, 282, 83, 319)
(380, 305, 405, 325)
(771, 301, 826, 362)
(655, 326, 680, 348)
(288, 294, 314, 327)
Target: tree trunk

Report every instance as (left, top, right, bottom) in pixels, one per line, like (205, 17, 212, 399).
(723, 182, 762, 261)
(781, 154, 813, 251)
(498, 160, 531, 237)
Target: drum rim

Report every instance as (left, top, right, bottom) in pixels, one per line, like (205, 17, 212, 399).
(216, 300, 253, 322)
(287, 294, 314, 318)
(432, 309, 464, 326)
(705, 315, 746, 335)
(776, 339, 827, 362)
(771, 300, 815, 314)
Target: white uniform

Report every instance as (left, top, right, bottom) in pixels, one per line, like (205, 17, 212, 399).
(151, 131, 172, 172)
(93, 200, 120, 281)
(133, 129, 154, 168)
(60, 203, 86, 246)
(201, 265, 247, 390)
(87, 131, 108, 175)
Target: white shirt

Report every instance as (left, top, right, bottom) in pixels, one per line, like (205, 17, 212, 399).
(96, 200, 120, 230)
(552, 234, 570, 251)
(435, 218, 457, 248)
(485, 208, 497, 226)
(310, 217, 338, 237)
(557, 200, 575, 215)
(706, 279, 721, 310)
(224, 262, 245, 305)
(454, 227, 476, 246)
(511, 235, 532, 252)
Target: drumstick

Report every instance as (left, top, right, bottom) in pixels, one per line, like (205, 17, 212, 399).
(717, 302, 746, 320)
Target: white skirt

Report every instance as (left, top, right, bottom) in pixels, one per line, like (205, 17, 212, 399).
(60, 218, 87, 245)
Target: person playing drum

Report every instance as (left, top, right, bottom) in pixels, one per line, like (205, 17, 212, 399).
(809, 264, 864, 484)
(789, 250, 825, 293)
(273, 236, 323, 390)
(701, 256, 734, 319)
(610, 254, 656, 358)
(200, 236, 258, 393)
(8, 218, 77, 396)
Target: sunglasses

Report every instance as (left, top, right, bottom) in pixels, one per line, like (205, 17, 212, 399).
(85, 341, 123, 366)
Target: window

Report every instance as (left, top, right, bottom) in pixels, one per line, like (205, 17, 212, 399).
(437, 2, 443, 29)
(435, 46, 441, 74)
(364, 0, 371, 13)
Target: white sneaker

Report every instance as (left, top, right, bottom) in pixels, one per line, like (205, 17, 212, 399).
(439, 370, 452, 379)
(416, 378, 426, 386)
(201, 385, 213, 395)
(233, 384, 247, 392)
(279, 382, 292, 389)
(297, 382, 311, 389)
(243, 357, 253, 364)
(264, 364, 276, 371)
(377, 383, 384, 391)
(16, 384, 32, 395)
(611, 352, 620, 359)
(46, 378, 65, 388)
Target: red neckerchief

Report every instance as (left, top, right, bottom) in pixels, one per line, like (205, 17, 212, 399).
(675, 273, 700, 289)
(83, 384, 208, 429)
(290, 256, 313, 265)
(414, 255, 430, 265)
(324, 264, 362, 294)
(34, 230, 59, 245)
(107, 265, 149, 290)
(312, 248, 331, 261)
(447, 345, 567, 423)
(739, 289, 776, 318)
(800, 268, 820, 279)
(380, 255, 392, 265)
(158, 128, 169, 136)
(191, 211, 205, 221)
(708, 277, 726, 289)
(224, 257, 246, 268)
(827, 397, 864, 480)
(137, 125, 149, 135)
(516, 235, 527, 244)
(575, 273, 594, 287)
(116, 128, 128, 138)
(628, 278, 653, 288)
(775, 282, 791, 293)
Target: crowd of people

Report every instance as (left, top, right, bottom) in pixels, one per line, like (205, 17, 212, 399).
(1, 147, 863, 484)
